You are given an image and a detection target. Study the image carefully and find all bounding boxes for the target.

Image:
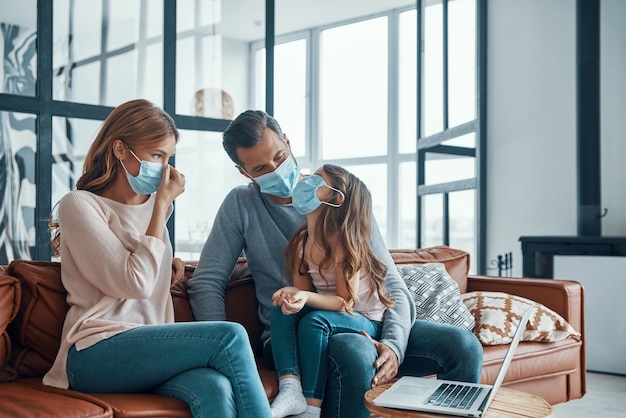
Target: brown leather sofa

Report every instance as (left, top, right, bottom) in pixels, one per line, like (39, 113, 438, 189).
(0, 246, 585, 417)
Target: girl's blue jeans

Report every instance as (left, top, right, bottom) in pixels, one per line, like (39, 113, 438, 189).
(270, 305, 382, 400)
(66, 321, 271, 418)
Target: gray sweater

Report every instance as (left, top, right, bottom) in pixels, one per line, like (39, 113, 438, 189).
(187, 183, 415, 362)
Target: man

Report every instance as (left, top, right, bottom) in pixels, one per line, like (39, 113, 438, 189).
(187, 110, 482, 418)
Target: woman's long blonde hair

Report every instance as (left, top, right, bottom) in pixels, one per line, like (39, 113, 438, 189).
(49, 99, 179, 257)
(285, 164, 394, 313)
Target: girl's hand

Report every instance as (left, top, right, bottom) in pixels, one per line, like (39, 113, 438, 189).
(171, 257, 185, 286)
(272, 286, 307, 314)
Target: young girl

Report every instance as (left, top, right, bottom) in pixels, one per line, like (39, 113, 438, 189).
(269, 164, 395, 418)
(44, 99, 270, 418)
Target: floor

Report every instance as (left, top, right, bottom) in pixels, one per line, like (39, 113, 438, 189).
(552, 371, 626, 417)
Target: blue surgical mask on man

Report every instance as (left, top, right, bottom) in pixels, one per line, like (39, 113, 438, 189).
(119, 148, 164, 194)
(252, 156, 301, 198)
(292, 174, 344, 215)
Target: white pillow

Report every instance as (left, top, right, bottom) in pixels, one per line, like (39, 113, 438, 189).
(397, 263, 475, 331)
(461, 291, 582, 345)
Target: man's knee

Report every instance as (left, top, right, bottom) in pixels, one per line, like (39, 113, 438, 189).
(328, 333, 377, 376)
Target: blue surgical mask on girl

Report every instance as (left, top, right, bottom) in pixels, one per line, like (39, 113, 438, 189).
(252, 156, 301, 198)
(119, 148, 164, 194)
(292, 174, 344, 215)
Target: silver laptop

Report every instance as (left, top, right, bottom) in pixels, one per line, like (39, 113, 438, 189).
(372, 307, 534, 417)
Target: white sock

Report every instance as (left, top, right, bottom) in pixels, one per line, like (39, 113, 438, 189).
(292, 405, 322, 418)
(270, 377, 307, 418)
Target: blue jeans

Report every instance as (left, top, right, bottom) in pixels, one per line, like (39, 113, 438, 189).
(66, 321, 271, 418)
(270, 306, 382, 400)
(323, 319, 483, 418)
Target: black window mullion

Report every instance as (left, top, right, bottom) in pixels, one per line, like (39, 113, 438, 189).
(163, 0, 176, 247)
(35, 0, 54, 261)
(442, 0, 449, 131)
(443, 192, 449, 246)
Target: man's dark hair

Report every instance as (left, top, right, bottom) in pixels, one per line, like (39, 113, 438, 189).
(222, 110, 284, 166)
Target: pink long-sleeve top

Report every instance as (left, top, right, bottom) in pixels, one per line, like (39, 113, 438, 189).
(43, 190, 174, 389)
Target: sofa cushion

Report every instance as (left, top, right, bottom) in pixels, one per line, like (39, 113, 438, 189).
(397, 263, 474, 330)
(7, 261, 67, 377)
(461, 291, 581, 345)
(0, 270, 20, 382)
(390, 246, 470, 292)
(0, 378, 113, 417)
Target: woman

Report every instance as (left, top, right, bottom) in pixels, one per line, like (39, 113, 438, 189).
(44, 99, 271, 418)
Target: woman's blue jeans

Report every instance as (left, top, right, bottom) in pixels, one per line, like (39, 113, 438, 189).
(66, 321, 271, 418)
(270, 305, 382, 400)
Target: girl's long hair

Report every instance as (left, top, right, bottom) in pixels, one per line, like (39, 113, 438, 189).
(49, 99, 179, 257)
(285, 164, 394, 313)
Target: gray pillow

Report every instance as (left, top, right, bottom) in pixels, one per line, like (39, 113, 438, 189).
(397, 263, 475, 331)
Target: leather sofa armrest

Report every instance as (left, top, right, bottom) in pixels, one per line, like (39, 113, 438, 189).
(466, 275, 584, 336)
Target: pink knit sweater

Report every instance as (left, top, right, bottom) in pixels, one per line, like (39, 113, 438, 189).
(43, 190, 174, 388)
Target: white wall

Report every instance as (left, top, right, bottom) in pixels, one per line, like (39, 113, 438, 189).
(486, 0, 626, 276)
(601, 0, 626, 236)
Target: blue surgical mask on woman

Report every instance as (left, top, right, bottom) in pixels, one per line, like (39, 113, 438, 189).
(252, 156, 301, 198)
(292, 174, 344, 215)
(119, 148, 164, 194)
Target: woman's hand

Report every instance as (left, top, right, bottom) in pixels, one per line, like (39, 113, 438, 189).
(171, 257, 185, 286)
(157, 165, 186, 205)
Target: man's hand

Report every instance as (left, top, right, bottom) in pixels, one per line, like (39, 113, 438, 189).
(171, 257, 185, 286)
(360, 330, 399, 387)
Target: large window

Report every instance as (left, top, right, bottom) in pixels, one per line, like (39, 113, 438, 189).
(0, 0, 484, 272)
(0, 0, 236, 262)
(254, 0, 484, 272)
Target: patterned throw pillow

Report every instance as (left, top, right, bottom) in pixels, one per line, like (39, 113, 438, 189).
(461, 291, 582, 345)
(397, 263, 475, 331)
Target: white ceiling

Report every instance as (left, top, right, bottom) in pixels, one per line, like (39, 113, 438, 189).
(222, 0, 416, 41)
(0, 0, 415, 42)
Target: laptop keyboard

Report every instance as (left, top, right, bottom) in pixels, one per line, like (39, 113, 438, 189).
(425, 383, 483, 410)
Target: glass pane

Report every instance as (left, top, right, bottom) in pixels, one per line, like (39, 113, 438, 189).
(53, 0, 163, 106)
(424, 133, 476, 185)
(106, 51, 139, 105)
(421, 193, 443, 248)
(399, 9, 417, 154)
(320, 17, 388, 159)
(342, 164, 388, 245)
(71, 0, 103, 63)
(51, 117, 103, 208)
(178, 0, 251, 119)
(445, 132, 475, 148)
(399, 161, 417, 248)
(0, 1, 37, 97)
(274, 39, 307, 158)
(449, 189, 476, 273)
(422, 1, 443, 137)
(107, 0, 141, 52)
(0, 111, 37, 263)
(424, 153, 475, 185)
(174, 130, 248, 260)
(254, 48, 266, 109)
(448, 0, 476, 127)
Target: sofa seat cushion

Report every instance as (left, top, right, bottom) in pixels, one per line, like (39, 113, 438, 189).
(0, 378, 113, 417)
(480, 339, 583, 386)
(89, 393, 191, 418)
